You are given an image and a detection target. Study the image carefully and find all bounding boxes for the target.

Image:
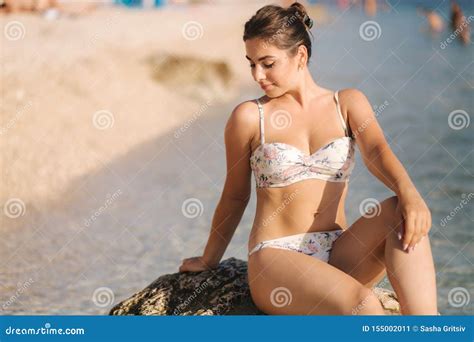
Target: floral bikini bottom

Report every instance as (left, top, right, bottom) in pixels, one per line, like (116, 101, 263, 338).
(248, 230, 344, 263)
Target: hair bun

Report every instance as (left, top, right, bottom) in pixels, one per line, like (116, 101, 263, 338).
(303, 14, 313, 29)
(290, 2, 314, 30)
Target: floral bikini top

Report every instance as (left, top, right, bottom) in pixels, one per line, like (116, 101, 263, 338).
(250, 91, 356, 188)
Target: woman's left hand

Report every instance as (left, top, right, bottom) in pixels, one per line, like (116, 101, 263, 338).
(179, 256, 217, 273)
(396, 191, 432, 253)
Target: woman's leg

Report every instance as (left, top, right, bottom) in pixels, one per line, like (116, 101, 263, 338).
(328, 196, 438, 315)
(248, 247, 385, 315)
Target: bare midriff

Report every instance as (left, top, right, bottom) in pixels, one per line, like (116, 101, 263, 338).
(248, 179, 348, 251)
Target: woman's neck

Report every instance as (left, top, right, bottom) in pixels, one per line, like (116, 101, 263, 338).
(282, 68, 321, 110)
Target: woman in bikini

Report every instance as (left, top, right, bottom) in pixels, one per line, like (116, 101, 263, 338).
(179, 2, 437, 315)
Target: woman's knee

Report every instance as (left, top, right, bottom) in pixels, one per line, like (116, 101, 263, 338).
(381, 195, 399, 215)
(348, 287, 385, 315)
(381, 195, 404, 229)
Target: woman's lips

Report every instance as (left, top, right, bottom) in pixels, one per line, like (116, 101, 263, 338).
(260, 83, 273, 90)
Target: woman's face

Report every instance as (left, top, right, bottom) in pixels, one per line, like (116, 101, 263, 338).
(245, 38, 303, 98)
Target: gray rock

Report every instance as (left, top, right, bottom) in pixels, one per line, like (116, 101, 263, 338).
(109, 257, 400, 315)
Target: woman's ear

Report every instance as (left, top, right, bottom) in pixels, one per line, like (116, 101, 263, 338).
(297, 44, 308, 65)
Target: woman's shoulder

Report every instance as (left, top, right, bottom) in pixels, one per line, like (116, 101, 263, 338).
(232, 98, 259, 113)
(230, 99, 260, 121)
(336, 88, 377, 129)
(336, 88, 370, 109)
(226, 99, 260, 133)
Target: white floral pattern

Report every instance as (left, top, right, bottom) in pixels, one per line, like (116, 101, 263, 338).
(248, 230, 344, 263)
(250, 137, 355, 188)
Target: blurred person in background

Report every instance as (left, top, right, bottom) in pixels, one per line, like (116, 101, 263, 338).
(417, 6, 445, 36)
(364, 0, 377, 17)
(1, 0, 98, 15)
(450, 0, 471, 45)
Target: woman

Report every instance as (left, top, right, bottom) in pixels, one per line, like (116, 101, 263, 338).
(179, 2, 437, 315)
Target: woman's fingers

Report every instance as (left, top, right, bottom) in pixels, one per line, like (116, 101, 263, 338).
(178, 258, 192, 272)
(397, 224, 404, 241)
(402, 212, 415, 252)
(407, 214, 416, 251)
(411, 214, 423, 251)
(412, 218, 421, 251)
(411, 215, 423, 251)
(410, 213, 430, 251)
(418, 215, 428, 247)
(179, 257, 210, 273)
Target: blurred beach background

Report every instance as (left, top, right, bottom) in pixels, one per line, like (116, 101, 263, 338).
(0, 0, 472, 315)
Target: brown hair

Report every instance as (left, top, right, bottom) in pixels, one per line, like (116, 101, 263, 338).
(243, 2, 314, 63)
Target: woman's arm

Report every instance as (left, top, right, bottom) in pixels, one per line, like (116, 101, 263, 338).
(341, 89, 432, 253)
(180, 102, 256, 271)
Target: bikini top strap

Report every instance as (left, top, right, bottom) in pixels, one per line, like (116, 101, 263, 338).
(334, 91, 349, 137)
(255, 98, 265, 145)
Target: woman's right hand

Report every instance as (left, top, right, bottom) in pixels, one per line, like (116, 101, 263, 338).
(178, 256, 217, 273)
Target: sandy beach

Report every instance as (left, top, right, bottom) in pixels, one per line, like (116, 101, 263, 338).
(1, 3, 331, 212)
(2, 4, 238, 210)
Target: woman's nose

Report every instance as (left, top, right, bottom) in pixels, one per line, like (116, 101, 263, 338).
(252, 66, 265, 82)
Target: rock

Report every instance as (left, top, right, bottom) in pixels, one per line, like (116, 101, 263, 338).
(109, 257, 400, 315)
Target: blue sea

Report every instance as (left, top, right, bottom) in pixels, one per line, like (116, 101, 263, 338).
(309, 0, 473, 315)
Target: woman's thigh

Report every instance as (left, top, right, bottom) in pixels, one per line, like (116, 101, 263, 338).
(328, 196, 402, 288)
(248, 247, 381, 315)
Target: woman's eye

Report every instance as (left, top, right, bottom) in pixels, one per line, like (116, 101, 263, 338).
(264, 63, 274, 68)
(249, 64, 255, 68)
